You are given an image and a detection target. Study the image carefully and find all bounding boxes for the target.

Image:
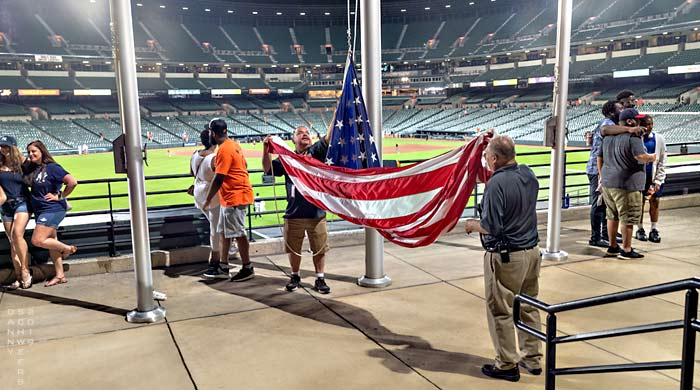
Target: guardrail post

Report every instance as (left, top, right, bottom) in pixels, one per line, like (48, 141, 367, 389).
(681, 288, 698, 390)
(546, 313, 557, 390)
(247, 204, 255, 242)
(107, 182, 118, 257)
(473, 184, 479, 217)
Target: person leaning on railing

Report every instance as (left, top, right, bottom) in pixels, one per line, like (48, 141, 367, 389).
(464, 135, 542, 382)
(24, 140, 78, 287)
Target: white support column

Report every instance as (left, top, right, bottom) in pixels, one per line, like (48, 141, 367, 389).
(110, 0, 165, 322)
(358, 0, 391, 288)
(543, 0, 573, 262)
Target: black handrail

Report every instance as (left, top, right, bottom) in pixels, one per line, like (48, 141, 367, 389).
(514, 277, 700, 389)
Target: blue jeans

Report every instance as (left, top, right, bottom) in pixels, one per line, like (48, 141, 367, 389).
(588, 174, 608, 241)
(35, 210, 67, 229)
(1, 200, 29, 222)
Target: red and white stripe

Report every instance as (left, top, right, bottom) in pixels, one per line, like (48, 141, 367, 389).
(267, 135, 491, 247)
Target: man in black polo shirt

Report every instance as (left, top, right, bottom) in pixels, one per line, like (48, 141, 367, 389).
(262, 126, 332, 294)
(465, 135, 541, 382)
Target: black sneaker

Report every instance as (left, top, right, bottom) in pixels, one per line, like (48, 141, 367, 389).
(314, 277, 331, 294)
(481, 364, 520, 382)
(649, 228, 661, 243)
(518, 362, 542, 376)
(230, 266, 255, 282)
(588, 239, 610, 248)
(635, 228, 648, 241)
(202, 264, 229, 279)
(605, 246, 620, 257)
(286, 274, 301, 291)
(618, 249, 645, 260)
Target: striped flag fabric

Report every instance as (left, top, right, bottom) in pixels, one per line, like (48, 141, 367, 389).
(266, 133, 492, 247)
(325, 57, 380, 169)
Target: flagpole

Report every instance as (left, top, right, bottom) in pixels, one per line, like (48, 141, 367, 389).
(110, 0, 165, 322)
(543, 0, 572, 262)
(358, 0, 391, 288)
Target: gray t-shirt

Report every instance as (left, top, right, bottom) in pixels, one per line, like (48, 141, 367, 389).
(598, 132, 646, 191)
(479, 163, 540, 250)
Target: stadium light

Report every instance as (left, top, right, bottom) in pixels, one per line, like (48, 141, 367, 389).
(662, 31, 668, 35)
(276, 12, 283, 15)
(325, 12, 331, 15)
(227, 10, 233, 13)
(156, 62, 162, 65)
(105, 61, 111, 64)
(252, 11, 258, 14)
(205, 8, 210, 12)
(159, 5, 165, 8)
(635, 35, 642, 38)
(300, 12, 306, 15)
(401, 9, 406, 12)
(424, 7, 430, 10)
(136, 3, 142, 6)
(445, 4, 451, 7)
(469, 2, 474, 5)
(182, 7, 188, 10)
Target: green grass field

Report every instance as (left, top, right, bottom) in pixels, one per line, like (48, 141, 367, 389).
(56, 138, 697, 228)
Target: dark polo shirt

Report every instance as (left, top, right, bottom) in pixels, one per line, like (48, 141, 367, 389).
(479, 163, 540, 250)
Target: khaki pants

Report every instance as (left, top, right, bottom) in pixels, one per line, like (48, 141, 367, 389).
(484, 247, 543, 370)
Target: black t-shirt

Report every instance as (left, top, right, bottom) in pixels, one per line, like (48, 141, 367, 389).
(267, 138, 329, 219)
(479, 163, 540, 250)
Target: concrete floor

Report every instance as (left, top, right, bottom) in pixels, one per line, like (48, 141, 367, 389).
(1, 207, 700, 390)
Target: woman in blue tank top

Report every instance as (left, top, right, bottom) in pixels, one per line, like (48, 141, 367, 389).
(0, 135, 32, 289)
(25, 140, 78, 287)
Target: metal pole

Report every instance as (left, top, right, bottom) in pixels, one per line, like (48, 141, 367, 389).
(680, 288, 698, 390)
(545, 314, 558, 390)
(358, 0, 390, 288)
(110, 0, 165, 323)
(543, 0, 572, 261)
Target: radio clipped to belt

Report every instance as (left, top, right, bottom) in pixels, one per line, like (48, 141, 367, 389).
(477, 204, 511, 263)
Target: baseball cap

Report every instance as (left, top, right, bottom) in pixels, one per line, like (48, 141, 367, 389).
(207, 118, 227, 135)
(619, 108, 645, 122)
(0, 135, 17, 147)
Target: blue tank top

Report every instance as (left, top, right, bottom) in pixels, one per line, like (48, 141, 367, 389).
(643, 133, 656, 174)
(0, 170, 28, 201)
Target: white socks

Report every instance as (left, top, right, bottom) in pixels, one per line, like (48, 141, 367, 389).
(316, 273, 324, 279)
(651, 222, 658, 230)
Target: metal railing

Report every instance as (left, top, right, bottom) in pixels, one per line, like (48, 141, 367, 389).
(515, 277, 700, 390)
(53, 140, 700, 257)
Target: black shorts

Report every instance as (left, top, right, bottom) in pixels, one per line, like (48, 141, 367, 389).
(644, 173, 664, 198)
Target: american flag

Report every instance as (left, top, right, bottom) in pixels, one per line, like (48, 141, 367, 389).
(325, 57, 380, 169)
(266, 133, 492, 247)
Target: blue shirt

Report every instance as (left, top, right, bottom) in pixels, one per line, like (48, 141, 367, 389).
(586, 118, 614, 175)
(643, 132, 656, 175)
(29, 163, 69, 214)
(0, 170, 28, 201)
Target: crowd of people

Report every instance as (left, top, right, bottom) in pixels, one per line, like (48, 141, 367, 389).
(0, 136, 78, 289)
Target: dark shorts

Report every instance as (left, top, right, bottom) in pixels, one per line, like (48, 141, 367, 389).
(1, 200, 29, 223)
(644, 173, 664, 198)
(35, 210, 67, 229)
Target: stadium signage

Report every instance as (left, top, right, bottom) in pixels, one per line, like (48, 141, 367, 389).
(667, 65, 700, 75)
(34, 54, 63, 63)
(278, 89, 294, 94)
(613, 69, 650, 78)
(469, 81, 487, 88)
(210, 89, 242, 95)
(18, 89, 60, 96)
(0, 89, 11, 97)
(528, 76, 555, 84)
(249, 88, 271, 95)
(168, 89, 201, 95)
(493, 79, 518, 86)
(73, 89, 111, 96)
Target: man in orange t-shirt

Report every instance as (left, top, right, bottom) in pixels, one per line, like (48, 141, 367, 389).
(203, 118, 255, 282)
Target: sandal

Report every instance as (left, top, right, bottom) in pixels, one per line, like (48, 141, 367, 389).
(6, 280, 21, 290)
(44, 276, 68, 287)
(61, 245, 78, 260)
(20, 274, 32, 289)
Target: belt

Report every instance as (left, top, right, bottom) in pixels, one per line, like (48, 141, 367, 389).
(486, 244, 538, 253)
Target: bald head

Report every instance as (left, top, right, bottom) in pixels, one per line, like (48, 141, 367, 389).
(485, 135, 516, 171)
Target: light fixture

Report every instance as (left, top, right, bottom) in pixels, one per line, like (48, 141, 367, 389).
(445, 4, 451, 8)
(271, 64, 277, 68)
(635, 35, 642, 38)
(299, 12, 306, 16)
(159, 5, 165, 9)
(403, 61, 408, 64)
(82, 60, 90, 64)
(293, 64, 299, 68)
(252, 11, 258, 14)
(227, 10, 233, 13)
(179, 63, 184, 66)
(324, 12, 330, 15)
(203, 63, 208, 66)
(136, 3, 142, 6)
(469, 2, 474, 5)
(506, 52, 511, 55)
(182, 7, 188, 10)
(89, 0, 96, 3)
(425, 7, 430, 10)
(586, 42, 592, 45)
(276, 12, 283, 15)
(401, 9, 406, 12)
(105, 61, 111, 64)
(425, 60, 431, 63)
(205, 8, 210, 12)
(245, 64, 251, 67)
(662, 31, 668, 35)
